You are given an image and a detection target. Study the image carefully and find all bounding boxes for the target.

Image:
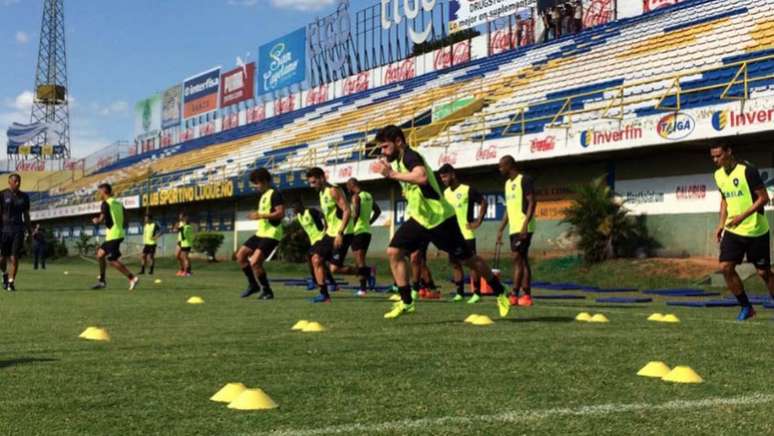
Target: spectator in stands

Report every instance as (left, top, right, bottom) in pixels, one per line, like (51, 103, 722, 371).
(515, 16, 523, 47)
(32, 224, 46, 270)
(542, 11, 554, 42)
(551, 6, 562, 38)
(561, 4, 572, 36)
(574, 0, 583, 34)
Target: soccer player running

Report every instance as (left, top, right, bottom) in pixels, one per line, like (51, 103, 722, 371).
(236, 168, 285, 300)
(0, 173, 31, 291)
(139, 213, 161, 275)
(711, 144, 773, 321)
(345, 177, 381, 296)
(91, 183, 139, 290)
(174, 212, 194, 277)
(439, 164, 489, 304)
(372, 125, 510, 319)
(290, 199, 333, 302)
(496, 155, 537, 307)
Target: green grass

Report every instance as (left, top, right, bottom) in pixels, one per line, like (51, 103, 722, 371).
(0, 257, 772, 435)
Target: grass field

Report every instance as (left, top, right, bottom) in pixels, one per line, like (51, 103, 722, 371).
(0, 256, 772, 435)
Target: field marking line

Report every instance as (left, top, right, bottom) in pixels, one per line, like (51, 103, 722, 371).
(248, 393, 773, 436)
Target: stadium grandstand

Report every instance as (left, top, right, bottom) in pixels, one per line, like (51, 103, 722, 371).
(27, 0, 774, 260)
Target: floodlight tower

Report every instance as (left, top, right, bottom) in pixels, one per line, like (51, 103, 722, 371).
(30, 0, 71, 162)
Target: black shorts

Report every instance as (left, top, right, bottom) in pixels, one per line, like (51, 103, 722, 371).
(101, 239, 123, 261)
(510, 233, 533, 255)
(720, 231, 770, 268)
(316, 234, 352, 267)
(142, 244, 157, 255)
(0, 232, 24, 257)
(308, 239, 333, 261)
(390, 217, 474, 262)
(243, 236, 279, 256)
(177, 243, 192, 253)
(351, 233, 372, 252)
(449, 239, 477, 262)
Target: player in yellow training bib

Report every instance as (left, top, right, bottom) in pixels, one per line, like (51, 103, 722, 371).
(90, 183, 139, 291)
(346, 177, 381, 297)
(174, 212, 195, 277)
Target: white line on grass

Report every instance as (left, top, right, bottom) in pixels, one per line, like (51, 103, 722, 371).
(252, 393, 773, 436)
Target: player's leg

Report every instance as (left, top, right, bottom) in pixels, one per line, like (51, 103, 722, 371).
(33, 244, 40, 270)
(249, 243, 275, 300)
(351, 233, 372, 296)
(236, 242, 259, 297)
(421, 262, 439, 298)
(409, 248, 424, 300)
(183, 249, 192, 275)
(148, 249, 155, 275)
(749, 232, 774, 299)
(328, 234, 357, 276)
(107, 240, 137, 289)
(450, 253, 465, 301)
(175, 246, 183, 275)
(1, 235, 9, 290)
(92, 247, 108, 289)
(720, 232, 755, 320)
(519, 249, 533, 306)
(140, 251, 147, 274)
(384, 220, 426, 318)
(8, 256, 18, 291)
(310, 252, 332, 303)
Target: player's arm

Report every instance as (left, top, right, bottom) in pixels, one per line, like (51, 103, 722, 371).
(468, 189, 488, 230)
(716, 194, 728, 242)
(330, 187, 351, 234)
(92, 212, 105, 225)
(497, 204, 509, 243)
(258, 204, 285, 221)
(521, 192, 536, 235)
(381, 162, 428, 186)
(351, 194, 361, 224)
(370, 201, 382, 225)
(23, 195, 32, 237)
(153, 223, 163, 241)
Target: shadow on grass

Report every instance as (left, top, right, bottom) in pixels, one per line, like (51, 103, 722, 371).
(0, 357, 59, 369)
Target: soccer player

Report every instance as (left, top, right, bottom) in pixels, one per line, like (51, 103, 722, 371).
(439, 164, 488, 303)
(236, 168, 285, 300)
(91, 183, 139, 290)
(32, 224, 46, 270)
(497, 155, 537, 307)
(290, 199, 333, 302)
(140, 213, 161, 275)
(174, 212, 194, 277)
(711, 144, 773, 321)
(306, 167, 360, 303)
(372, 125, 510, 319)
(0, 173, 31, 291)
(346, 177, 381, 296)
(410, 244, 440, 299)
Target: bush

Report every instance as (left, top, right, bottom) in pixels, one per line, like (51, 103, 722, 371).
(74, 233, 96, 256)
(276, 220, 310, 263)
(562, 176, 659, 264)
(23, 228, 68, 259)
(193, 232, 225, 262)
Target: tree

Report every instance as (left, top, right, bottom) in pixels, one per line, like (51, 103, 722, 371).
(74, 233, 96, 256)
(193, 232, 225, 262)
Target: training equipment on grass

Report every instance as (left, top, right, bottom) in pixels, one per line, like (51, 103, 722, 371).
(647, 313, 665, 322)
(596, 297, 652, 304)
(587, 288, 638, 293)
(187, 296, 204, 304)
(532, 295, 585, 300)
(227, 388, 278, 410)
(291, 320, 310, 331)
(661, 314, 680, 323)
(154, 279, 162, 284)
(210, 383, 247, 403)
(470, 315, 494, 326)
(78, 327, 97, 338)
(301, 322, 326, 332)
(589, 314, 609, 323)
(464, 314, 480, 323)
(575, 312, 592, 322)
(765, 302, 774, 309)
(642, 289, 719, 297)
(79, 327, 110, 342)
(666, 301, 736, 308)
(637, 361, 672, 378)
(63, 271, 69, 275)
(662, 366, 703, 384)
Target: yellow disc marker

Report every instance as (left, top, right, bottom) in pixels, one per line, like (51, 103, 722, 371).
(211, 383, 247, 403)
(227, 389, 279, 410)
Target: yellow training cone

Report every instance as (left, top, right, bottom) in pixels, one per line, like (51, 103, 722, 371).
(291, 320, 310, 331)
(647, 313, 665, 322)
(471, 315, 494, 326)
(79, 327, 98, 338)
(154, 279, 162, 284)
(227, 388, 278, 410)
(64, 271, 69, 275)
(389, 294, 401, 302)
(637, 361, 672, 378)
(662, 366, 703, 384)
(575, 312, 592, 322)
(302, 322, 325, 332)
(187, 296, 204, 304)
(210, 383, 247, 403)
(661, 314, 680, 323)
(83, 328, 110, 342)
(589, 314, 609, 323)
(464, 314, 480, 323)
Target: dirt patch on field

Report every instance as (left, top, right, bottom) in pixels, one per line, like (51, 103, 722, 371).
(632, 257, 718, 281)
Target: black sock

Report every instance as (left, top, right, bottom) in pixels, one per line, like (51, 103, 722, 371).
(319, 283, 329, 298)
(455, 280, 464, 296)
(511, 287, 520, 296)
(99, 274, 105, 283)
(242, 266, 259, 289)
(149, 264, 154, 274)
(522, 288, 531, 297)
(358, 267, 370, 291)
(128, 274, 135, 280)
(140, 266, 145, 273)
(412, 281, 421, 292)
(735, 291, 751, 307)
(427, 279, 437, 290)
(474, 285, 482, 296)
(398, 285, 412, 304)
(325, 269, 337, 286)
(258, 273, 272, 294)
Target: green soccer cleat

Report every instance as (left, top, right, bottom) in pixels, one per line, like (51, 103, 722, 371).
(497, 294, 510, 318)
(452, 294, 464, 303)
(467, 294, 481, 304)
(384, 301, 416, 319)
(411, 290, 419, 301)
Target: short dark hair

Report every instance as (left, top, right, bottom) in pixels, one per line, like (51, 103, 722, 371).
(500, 155, 517, 167)
(438, 163, 455, 175)
(97, 183, 112, 194)
(711, 144, 732, 152)
(145, 213, 153, 219)
(375, 125, 406, 145)
(346, 177, 360, 187)
(8, 173, 21, 183)
(306, 167, 325, 179)
(250, 167, 272, 184)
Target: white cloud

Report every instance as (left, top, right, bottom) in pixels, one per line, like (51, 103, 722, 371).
(9, 90, 34, 112)
(15, 31, 29, 45)
(270, 0, 335, 11)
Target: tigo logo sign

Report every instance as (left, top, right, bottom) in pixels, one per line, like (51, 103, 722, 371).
(656, 112, 694, 140)
(580, 126, 642, 148)
(711, 109, 774, 131)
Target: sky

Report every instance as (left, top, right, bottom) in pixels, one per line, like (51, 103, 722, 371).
(0, 0, 374, 159)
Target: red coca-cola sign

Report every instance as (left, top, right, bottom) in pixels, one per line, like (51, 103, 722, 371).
(161, 132, 173, 147)
(434, 41, 471, 70)
(384, 59, 416, 85)
(306, 85, 329, 106)
(246, 105, 266, 124)
(475, 145, 497, 161)
(338, 166, 353, 179)
(200, 121, 216, 136)
(438, 151, 458, 166)
(15, 161, 46, 172)
(274, 95, 295, 115)
(530, 136, 555, 153)
(343, 72, 369, 96)
(180, 128, 193, 142)
(222, 113, 239, 130)
(644, 0, 682, 12)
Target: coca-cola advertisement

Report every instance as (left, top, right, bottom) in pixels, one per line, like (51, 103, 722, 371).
(306, 84, 329, 106)
(643, 0, 683, 12)
(343, 72, 369, 96)
(489, 20, 534, 55)
(200, 121, 216, 136)
(222, 112, 239, 130)
(384, 59, 416, 85)
(582, 0, 614, 28)
(274, 95, 296, 115)
(161, 131, 174, 147)
(437, 151, 458, 166)
(180, 128, 194, 142)
(475, 145, 498, 162)
(530, 136, 555, 153)
(434, 41, 471, 71)
(246, 105, 266, 124)
(15, 160, 46, 172)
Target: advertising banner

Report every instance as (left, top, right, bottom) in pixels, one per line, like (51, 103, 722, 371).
(134, 94, 162, 139)
(162, 85, 183, 129)
(31, 196, 140, 221)
(258, 27, 307, 94)
(449, 0, 534, 33)
(183, 67, 221, 119)
(220, 63, 256, 107)
(644, 0, 683, 12)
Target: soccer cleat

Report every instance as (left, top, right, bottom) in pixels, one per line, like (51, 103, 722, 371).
(356, 290, 367, 297)
(258, 291, 274, 300)
(418, 289, 427, 299)
(183, 272, 192, 277)
(497, 294, 511, 318)
(2, 273, 8, 290)
(518, 295, 533, 307)
(139, 269, 146, 275)
(384, 301, 415, 319)
(91, 281, 106, 290)
(176, 271, 183, 277)
(7, 282, 15, 292)
(508, 292, 519, 306)
(428, 291, 442, 300)
(452, 294, 464, 303)
(240, 287, 260, 298)
(411, 290, 419, 301)
(467, 294, 481, 304)
(128, 277, 139, 291)
(311, 294, 332, 304)
(736, 305, 756, 321)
